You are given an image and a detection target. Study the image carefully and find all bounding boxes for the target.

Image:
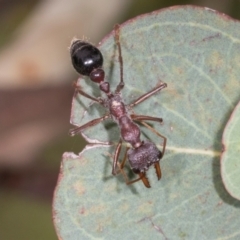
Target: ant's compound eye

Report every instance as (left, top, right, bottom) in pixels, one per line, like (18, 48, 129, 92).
(70, 40, 103, 76)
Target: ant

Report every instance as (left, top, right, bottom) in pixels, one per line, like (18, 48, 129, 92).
(69, 24, 167, 188)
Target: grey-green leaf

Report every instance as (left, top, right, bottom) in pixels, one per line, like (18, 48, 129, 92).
(222, 101, 240, 200)
(54, 6, 240, 240)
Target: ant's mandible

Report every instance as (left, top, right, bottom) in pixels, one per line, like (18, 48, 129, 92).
(69, 24, 167, 188)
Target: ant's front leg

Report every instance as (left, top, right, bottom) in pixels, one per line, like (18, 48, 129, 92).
(130, 113, 166, 156)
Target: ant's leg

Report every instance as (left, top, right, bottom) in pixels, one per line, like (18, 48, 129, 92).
(112, 139, 122, 175)
(119, 146, 129, 170)
(74, 82, 103, 104)
(114, 24, 124, 93)
(139, 120, 167, 156)
(128, 82, 167, 108)
(131, 115, 166, 156)
(131, 114, 163, 123)
(69, 114, 110, 136)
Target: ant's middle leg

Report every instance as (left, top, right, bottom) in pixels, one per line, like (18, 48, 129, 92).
(69, 113, 110, 136)
(114, 24, 124, 93)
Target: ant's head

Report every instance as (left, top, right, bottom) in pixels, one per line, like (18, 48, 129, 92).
(127, 141, 162, 174)
(70, 40, 104, 81)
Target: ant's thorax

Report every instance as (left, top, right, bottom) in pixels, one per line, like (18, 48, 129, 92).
(101, 90, 142, 149)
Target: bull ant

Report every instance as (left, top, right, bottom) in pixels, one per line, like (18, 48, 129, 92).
(69, 25, 167, 188)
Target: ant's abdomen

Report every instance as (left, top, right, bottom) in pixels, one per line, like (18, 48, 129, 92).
(70, 40, 103, 76)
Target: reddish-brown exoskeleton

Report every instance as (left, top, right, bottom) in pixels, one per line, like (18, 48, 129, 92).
(69, 25, 167, 188)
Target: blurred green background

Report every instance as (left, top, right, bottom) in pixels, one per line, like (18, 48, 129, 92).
(0, 0, 239, 239)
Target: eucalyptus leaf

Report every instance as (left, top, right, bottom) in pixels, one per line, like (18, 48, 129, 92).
(54, 6, 240, 239)
(222, 101, 240, 200)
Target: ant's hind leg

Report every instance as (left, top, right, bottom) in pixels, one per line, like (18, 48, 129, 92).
(73, 81, 103, 104)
